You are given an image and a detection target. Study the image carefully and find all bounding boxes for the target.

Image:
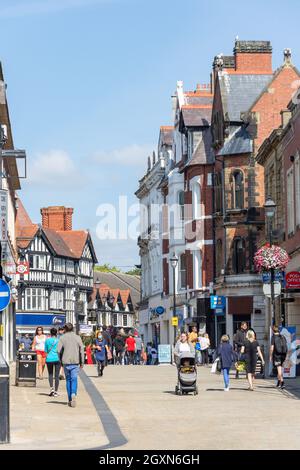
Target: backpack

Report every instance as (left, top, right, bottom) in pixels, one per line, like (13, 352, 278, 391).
(274, 335, 287, 355)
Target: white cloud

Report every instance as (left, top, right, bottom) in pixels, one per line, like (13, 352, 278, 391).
(0, 0, 110, 19)
(92, 143, 154, 168)
(27, 149, 82, 187)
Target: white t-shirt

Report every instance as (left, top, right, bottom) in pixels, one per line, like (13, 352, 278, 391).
(179, 342, 190, 353)
(199, 337, 209, 350)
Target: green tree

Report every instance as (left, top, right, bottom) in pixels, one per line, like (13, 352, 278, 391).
(94, 263, 121, 273)
(125, 267, 141, 276)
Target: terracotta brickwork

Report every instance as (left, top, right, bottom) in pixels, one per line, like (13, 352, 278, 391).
(41, 206, 74, 231)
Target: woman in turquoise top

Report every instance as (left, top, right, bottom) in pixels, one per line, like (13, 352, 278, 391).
(45, 328, 60, 397)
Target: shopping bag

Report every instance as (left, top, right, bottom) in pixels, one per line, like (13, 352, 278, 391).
(106, 348, 113, 361)
(235, 360, 246, 372)
(211, 358, 219, 374)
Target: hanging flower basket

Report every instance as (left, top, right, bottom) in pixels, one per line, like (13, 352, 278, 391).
(254, 244, 290, 273)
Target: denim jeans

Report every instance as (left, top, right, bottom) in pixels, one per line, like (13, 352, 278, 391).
(64, 365, 80, 401)
(222, 367, 230, 388)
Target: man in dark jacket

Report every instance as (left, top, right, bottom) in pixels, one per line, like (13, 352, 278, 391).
(233, 321, 248, 378)
(113, 333, 125, 365)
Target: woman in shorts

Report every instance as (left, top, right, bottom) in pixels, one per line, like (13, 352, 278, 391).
(32, 326, 47, 379)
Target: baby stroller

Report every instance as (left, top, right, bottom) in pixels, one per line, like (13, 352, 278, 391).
(175, 351, 198, 395)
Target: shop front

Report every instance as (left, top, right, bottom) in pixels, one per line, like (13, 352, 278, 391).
(16, 312, 66, 335)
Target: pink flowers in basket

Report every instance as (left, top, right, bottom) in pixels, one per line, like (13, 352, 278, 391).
(254, 243, 290, 272)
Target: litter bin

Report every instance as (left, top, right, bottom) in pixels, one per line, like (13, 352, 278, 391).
(0, 353, 9, 443)
(16, 350, 37, 387)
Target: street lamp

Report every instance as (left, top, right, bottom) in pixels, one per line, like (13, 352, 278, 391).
(170, 253, 178, 344)
(264, 196, 277, 326)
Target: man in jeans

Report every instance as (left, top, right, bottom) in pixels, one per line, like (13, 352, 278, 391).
(57, 323, 84, 407)
(134, 335, 143, 365)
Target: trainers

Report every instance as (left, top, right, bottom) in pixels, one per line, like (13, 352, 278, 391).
(53, 391, 59, 397)
(224, 387, 229, 392)
(70, 395, 77, 407)
(49, 388, 55, 397)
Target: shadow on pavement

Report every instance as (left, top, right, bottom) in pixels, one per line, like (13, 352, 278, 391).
(80, 370, 128, 450)
(46, 401, 67, 406)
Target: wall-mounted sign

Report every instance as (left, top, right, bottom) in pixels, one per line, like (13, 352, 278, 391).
(171, 317, 178, 326)
(285, 271, 300, 289)
(0, 189, 8, 243)
(155, 306, 165, 315)
(210, 296, 226, 310)
(16, 261, 30, 275)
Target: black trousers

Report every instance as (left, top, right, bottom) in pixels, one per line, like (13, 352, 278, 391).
(46, 361, 60, 391)
(201, 349, 209, 365)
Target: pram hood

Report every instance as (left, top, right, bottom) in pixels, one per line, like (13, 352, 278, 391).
(179, 351, 196, 365)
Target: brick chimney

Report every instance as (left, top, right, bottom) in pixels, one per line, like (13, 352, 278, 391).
(234, 40, 272, 73)
(41, 206, 74, 231)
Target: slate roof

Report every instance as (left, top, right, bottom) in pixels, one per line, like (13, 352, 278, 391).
(185, 94, 213, 106)
(159, 126, 173, 146)
(181, 106, 212, 127)
(93, 271, 140, 308)
(217, 125, 253, 156)
(187, 127, 214, 165)
(218, 71, 272, 121)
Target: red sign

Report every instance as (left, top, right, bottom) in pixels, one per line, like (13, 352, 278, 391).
(286, 271, 300, 289)
(16, 262, 29, 275)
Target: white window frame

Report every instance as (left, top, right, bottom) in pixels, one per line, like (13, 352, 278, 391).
(29, 254, 46, 270)
(25, 288, 45, 310)
(190, 176, 201, 220)
(179, 253, 187, 290)
(50, 290, 64, 310)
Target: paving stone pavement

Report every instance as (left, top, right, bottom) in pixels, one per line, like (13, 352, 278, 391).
(2, 364, 300, 450)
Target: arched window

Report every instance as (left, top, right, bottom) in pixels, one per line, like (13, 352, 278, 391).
(230, 170, 244, 209)
(178, 190, 185, 221)
(232, 238, 246, 274)
(216, 239, 223, 277)
(179, 253, 187, 289)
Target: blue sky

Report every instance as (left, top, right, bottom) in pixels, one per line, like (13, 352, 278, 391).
(1, 0, 300, 269)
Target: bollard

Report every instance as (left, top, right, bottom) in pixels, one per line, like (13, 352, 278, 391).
(0, 353, 10, 444)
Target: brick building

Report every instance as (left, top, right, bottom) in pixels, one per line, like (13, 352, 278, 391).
(211, 41, 300, 345)
(257, 92, 300, 333)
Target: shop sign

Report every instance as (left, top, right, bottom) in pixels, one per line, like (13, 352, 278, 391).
(286, 271, 300, 289)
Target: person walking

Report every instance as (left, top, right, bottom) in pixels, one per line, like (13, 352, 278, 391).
(174, 332, 194, 365)
(57, 323, 84, 408)
(241, 330, 265, 391)
(93, 332, 108, 377)
(150, 343, 158, 365)
(217, 335, 237, 392)
(134, 335, 143, 365)
(270, 325, 288, 389)
(200, 333, 210, 366)
(45, 328, 60, 397)
(146, 342, 152, 365)
(125, 333, 136, 365)
(233, 321, 248, 379)
(32, 326, 47, 380)
(113, 333, 126, 365)
(57, 327, 65, 380)
(101, 326, 112, 365)
(20, 333, 32, 351)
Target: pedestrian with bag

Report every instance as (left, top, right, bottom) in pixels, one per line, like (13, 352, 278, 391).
(134, 335, 143, 365)
(240, 330, 265, 391)
(45, 328, 60, 397)
(233, 321, 248, 379)
(93, 332, 108, 377)
(57, 323, 84, 408)
(270, 325, 288, 389)
(217, 335, 237, 392)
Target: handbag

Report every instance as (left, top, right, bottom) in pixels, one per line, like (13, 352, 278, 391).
(106, 348, 113, 361)
(195, 342, 201, 351)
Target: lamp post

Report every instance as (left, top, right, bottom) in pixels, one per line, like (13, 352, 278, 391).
(170, 253, 178, 345)
(264, 196, 277, 326)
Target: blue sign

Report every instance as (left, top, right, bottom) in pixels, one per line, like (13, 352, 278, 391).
(262, 272, 284, 283)
(210, 296, 226, 310)
(16, 313, 66, 327)
(155, 306, 165, 315)
(0, 279, 11, 311)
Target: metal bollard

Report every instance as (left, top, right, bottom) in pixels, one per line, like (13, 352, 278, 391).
(0, 353, 10, 444)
